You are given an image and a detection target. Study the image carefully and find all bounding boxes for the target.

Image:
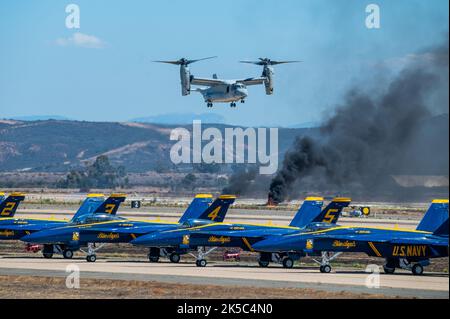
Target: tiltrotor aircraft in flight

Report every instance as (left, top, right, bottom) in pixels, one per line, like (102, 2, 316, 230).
(155, 57, 299, 107)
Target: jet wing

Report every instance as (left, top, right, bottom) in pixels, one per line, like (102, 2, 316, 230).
(236, 77, 266, 86)
(1, 223, 64, 232)
(81, 225, 174, 235)
(190, 77, 226, 86)
(389, 237, 449, 246)
(314, 234, 390, 243)
(195, 229, 266, 239)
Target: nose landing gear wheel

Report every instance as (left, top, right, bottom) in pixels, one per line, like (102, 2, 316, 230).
(169, 253, 181, 263)
(148, 255, 159, 263)
(43, 252, 53, 259)
(412, 263, 424, 275)
(258, 259, 269, 267)
(196, 259, 207, 267)
(282, 257, 294, 269)
(86, 255, 96, 262)
(63, 249, 74, 259)
(319, 265, 331, 273)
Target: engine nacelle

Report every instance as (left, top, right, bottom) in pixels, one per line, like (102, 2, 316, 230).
(179, 65, 191, 96)
(262, 66, 274, 95)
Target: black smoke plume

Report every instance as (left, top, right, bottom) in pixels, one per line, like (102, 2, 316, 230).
(267, 39, 449, 203)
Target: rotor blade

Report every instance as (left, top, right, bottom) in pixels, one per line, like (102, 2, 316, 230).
(153, 60, 182, 65)
(187, 56, 217, 64)
(270, 60, 302, 65)
(239, 61, 263, 65)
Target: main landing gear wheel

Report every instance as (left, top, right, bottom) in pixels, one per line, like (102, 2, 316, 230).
(148, 255, 159, 263)
(383, 266, 396, 274)
(207, 102, 213, 108)
(63, 249, 74, 259)
(196, 259, 207, 267)
(258, 259, 270, 267)
(169, 253, 181, 263)
(282, 257, 294, 269)
(86, 255, 96, 262)
(43, 252, 53, 259)
(230, 102, 236, 108)
(319, 265, 332, 273)
(412, 263, 424, 276)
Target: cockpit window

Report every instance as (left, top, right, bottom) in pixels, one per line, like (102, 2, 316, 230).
(74, 214, 122, 225)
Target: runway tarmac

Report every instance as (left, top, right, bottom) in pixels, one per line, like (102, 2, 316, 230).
(0, 257, 447, 298)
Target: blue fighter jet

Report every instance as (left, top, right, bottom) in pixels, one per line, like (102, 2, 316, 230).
(131, 197, 351, 268)
(22, 194, 236, 263)
(1, 193, 125, 259)
(252, 199, 449, 275)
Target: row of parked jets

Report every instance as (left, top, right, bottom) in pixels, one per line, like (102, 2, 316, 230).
(0, 192, 448, 275)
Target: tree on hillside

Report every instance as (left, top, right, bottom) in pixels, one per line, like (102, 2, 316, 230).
(57, 155, 128, 189)
(181, 173, 197, 191)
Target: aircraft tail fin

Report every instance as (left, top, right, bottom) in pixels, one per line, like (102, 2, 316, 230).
(70, 194, 105, 221)
(93, 193, 126, 215)
(313, 197, 351, 224)
(197, 195, 236, 222)
(178, 194, 213, 223)
(289, 197, 324, 228)
(0, 192, 25, 217)
(416, 199, 449, 232)
(433, 218, 449, 237)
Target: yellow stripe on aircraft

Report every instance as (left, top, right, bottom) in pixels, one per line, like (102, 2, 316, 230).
(195, 194, 213, 198)
(432, 199, 449, 204)
(242, 237, 254, 252)
(219, 195, 237, 199)
(368, 241, 382, 257)
(305, 197, 324, 201)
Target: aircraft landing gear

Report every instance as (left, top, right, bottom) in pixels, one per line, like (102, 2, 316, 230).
(206, 102, 213, 108)
(148, 247, 160, 263)
(257, 252, 271, 267)
(282, 257, 294, 269)
(86, 243, 97, 262)
(189, 247, 217, 267)
(230, 102, 236, 108)
(42, 244, 53, 259)
(63, 249, 74, 259)
(169, 253, 181, 263)
(411, 263, 424, 275)
(86, 254, 97, 262)
(258, 259, 269, 267)
(313, 251, 342, 274)
(79, 243, 105, 262)
(385, 258, 428, 275)
(240, 99, 245, 103)
(319, 265, 332, 273)
(196, 259, 207, 267)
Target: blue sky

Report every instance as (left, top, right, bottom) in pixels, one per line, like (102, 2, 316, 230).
(0, 0, 448, 126)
